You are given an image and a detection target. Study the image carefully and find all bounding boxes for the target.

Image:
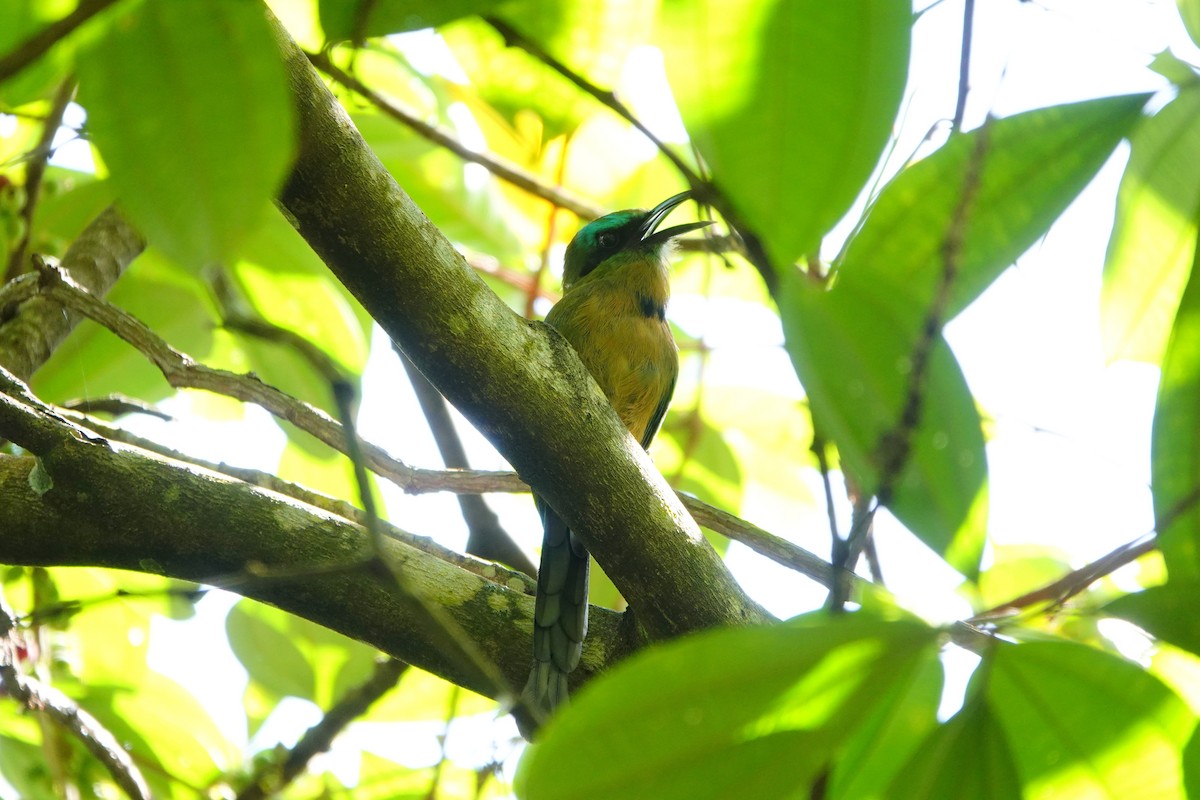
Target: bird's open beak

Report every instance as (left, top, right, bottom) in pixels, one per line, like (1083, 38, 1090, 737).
(639, 190, 713, 246)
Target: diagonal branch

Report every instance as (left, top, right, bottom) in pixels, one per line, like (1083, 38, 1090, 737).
(836, 119, 993, 597)
(270, 10, 770, 641)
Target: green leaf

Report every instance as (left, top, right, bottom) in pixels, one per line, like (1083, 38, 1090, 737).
(1151, 225, 1200, 584)
(779, 270, 988, 576)
(319, 0, 504, 40)
(444, 1, 657, 141)
(225, 209, 373, 416)
(517, 616, 938, 800)
(660, 0, 911, 270)
(1108, 584, 1200, 657)
(1148, 50, 1200, 88)
(888, 698, 1022, 800)
(659, 413, 744, 514)
(29, 171, 114, 257)
(1186, 724, 1200, 799)
(84, 672, 237, 794)
(76, 0, 295, 268)
(1179, 0, 1200, 49)
(828, 648, 944, 799)
(841, 93, 1151, 322)
(226, 599, 379, 709)
(1103, 88, 1200, 363)
(987, 640, 1194, 799)
(227, 600, 316, 702)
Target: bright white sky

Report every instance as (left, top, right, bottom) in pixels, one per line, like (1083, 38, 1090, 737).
(26, 0, 1197, 793)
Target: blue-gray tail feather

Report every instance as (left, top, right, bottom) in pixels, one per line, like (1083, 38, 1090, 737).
(523, 498, 589, 719)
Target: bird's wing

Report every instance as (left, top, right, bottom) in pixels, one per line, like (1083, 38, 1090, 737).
(640, 370, 676, 450)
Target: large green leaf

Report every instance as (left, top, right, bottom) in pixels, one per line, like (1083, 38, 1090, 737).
(1103, 87, 1200, 364)
(660, 0, 911, 270)
(516, 616, 938, 800)
(888, 698, 1022, 800)
(840, 93, 1151, 321)
(76, 0, 295, 268)
(226, 208, 373, 416)
(987, 641, 1194, 799)
(1151, 225, 1200, 585)
(779, 270, 988, 576)
(828, 646, 943, 799)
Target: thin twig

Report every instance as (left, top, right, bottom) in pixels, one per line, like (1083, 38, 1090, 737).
(0, 599, 152, 800)
(4, 77, 75, 283)
(235, 658, 407, 800)
(306, 49, 604, 221)
(60, 393, 171, 420)
(970, 533, 1156, 624)
(0, 0, 120, 84)
(970, 485, 1200, 622)
(952, 0, 975, 131)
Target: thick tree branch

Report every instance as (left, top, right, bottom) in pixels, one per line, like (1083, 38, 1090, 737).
(0, 365, 636, 700)
(271, 13, 770, 640)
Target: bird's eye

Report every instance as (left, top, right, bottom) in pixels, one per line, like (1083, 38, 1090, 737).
(597, 232, 617, 249)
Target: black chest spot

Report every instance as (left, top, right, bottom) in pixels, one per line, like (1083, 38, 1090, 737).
(637, 293, 666, 322)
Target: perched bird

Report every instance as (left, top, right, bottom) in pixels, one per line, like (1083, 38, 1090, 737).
(523, 190, 711, 722)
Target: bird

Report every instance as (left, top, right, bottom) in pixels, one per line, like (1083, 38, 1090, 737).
(523, 190, 711, 725)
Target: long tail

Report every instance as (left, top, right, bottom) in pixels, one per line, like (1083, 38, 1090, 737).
(523, 498, 589, 717)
